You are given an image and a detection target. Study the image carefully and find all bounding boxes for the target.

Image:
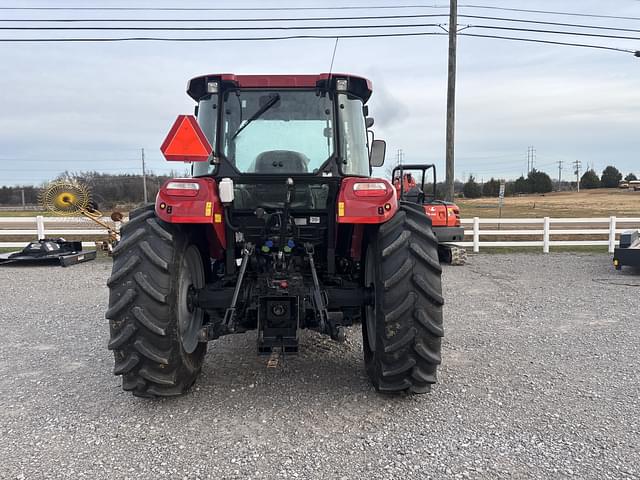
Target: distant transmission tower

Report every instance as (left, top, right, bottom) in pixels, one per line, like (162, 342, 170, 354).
(557, 160, 563, 190)
(527, 146, 536, 173)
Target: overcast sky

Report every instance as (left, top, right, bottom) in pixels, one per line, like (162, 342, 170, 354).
(0, 0, 639, 186)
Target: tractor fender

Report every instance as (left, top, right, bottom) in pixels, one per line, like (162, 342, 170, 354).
(336, 177, 398, 224)
(155, 177, 225, 258)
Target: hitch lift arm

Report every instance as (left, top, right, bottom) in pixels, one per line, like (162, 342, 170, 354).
(223, 243, 254, 332)
(305, 243, 345, 341)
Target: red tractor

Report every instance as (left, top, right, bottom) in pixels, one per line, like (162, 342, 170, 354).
(106, 74, 444, 397)
(392, 164, 466, 264)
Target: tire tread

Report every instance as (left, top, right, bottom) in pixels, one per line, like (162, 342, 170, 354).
(363, 204, 444, 394)
(106, 206, 206, 398)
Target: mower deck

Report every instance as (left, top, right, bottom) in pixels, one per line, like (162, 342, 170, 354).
(0, 239, 96, 267)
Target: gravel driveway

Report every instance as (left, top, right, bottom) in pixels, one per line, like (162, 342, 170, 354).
(0, 253, 638, 479)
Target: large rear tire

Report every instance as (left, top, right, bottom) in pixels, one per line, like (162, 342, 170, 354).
(363, 203, 444, 393)
(106, 204, 207, 397)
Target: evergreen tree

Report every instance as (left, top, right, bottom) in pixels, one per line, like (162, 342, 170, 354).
(600, 166, 622, 188)
(463, 175, 482, 199)
(527, 169, 553, 193)
(580, 169, 601, 189)
(482, 177, 501, 197)
(514, 175, 530, 194)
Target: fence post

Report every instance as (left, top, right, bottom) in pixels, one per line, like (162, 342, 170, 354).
(473, 217, 480, 253)
(608, 216, 617, 253)
(36, 215, 45, 239)
(543, 217, 550, 253)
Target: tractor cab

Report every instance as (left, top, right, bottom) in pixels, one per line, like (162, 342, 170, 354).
(188, 73, 378, 178)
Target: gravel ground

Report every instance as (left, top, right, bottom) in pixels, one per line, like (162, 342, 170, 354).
(0, 253, 638, 479)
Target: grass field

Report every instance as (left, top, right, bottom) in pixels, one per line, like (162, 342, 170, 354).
(0, 210, 55, 217)
(457, 188, 640, 218)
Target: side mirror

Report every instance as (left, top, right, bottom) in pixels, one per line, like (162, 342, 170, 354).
(365, 117, 374, 128)
(369, 139, 386, 167)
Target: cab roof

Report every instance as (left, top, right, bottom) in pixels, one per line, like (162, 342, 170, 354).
(187, 73, 373, 103)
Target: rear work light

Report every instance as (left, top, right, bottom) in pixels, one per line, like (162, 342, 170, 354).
(353, 181, 389, 197)
(165, 181, 201, 197)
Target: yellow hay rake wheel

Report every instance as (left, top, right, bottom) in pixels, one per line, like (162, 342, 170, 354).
(40, 181, 91, 216)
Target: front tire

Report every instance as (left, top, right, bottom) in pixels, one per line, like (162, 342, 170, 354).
(363, 203, 444, 393)
(106, 205, 207, 397)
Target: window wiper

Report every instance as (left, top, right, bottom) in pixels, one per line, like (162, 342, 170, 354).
(231, 93, 280, 141)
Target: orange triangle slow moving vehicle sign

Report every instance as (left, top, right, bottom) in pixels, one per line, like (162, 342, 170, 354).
(160, 115, 213, 162)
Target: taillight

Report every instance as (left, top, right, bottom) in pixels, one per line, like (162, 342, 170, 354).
(165, 181, 201, 197)
(447, 207, 461, 225)
(352, 182, 389, 197)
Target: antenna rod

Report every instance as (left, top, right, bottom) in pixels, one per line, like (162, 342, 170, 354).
(327, 37, 339, 84)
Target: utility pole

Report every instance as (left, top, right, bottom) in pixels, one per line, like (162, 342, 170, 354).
(141, 147, 148, 204)
(557, 160, 563, 190)
(20, 188, 25, 210)
(573, 160, 581, 192)
(444, 0, 457, 202)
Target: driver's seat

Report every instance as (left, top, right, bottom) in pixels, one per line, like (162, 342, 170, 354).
(254, 150, 309, 173)
(403, 186, 424, 204)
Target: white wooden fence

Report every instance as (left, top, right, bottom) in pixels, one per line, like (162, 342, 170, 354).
(0, 215, 638, 253)
(0, 215, 114, 248)
(456, 216, 640, 253)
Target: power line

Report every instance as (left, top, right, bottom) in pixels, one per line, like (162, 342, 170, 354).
(465, 24, 640, 42)
(1, 4, 638, 22)
(0, 31, 448, 42)
(4, 23, 639, 43)
(0, 158, 164, 162)
(458, 5, 640, 22)
(0, 23, 446, 32)
(459, 32, 637, 55)
(459, 15, 640, 33)
(1, 22, 637, 40)
(0, 167, 175, 172)
(0, 13, 449, 23)
(4, 12, 636, 29)
(0, 4, 451, 11)
(4, 14, 639, 36)
(0, 31, 635, 56)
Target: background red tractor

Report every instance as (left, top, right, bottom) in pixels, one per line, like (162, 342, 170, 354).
(106, 74, 444, 397)
(392, 164, 466, 265)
